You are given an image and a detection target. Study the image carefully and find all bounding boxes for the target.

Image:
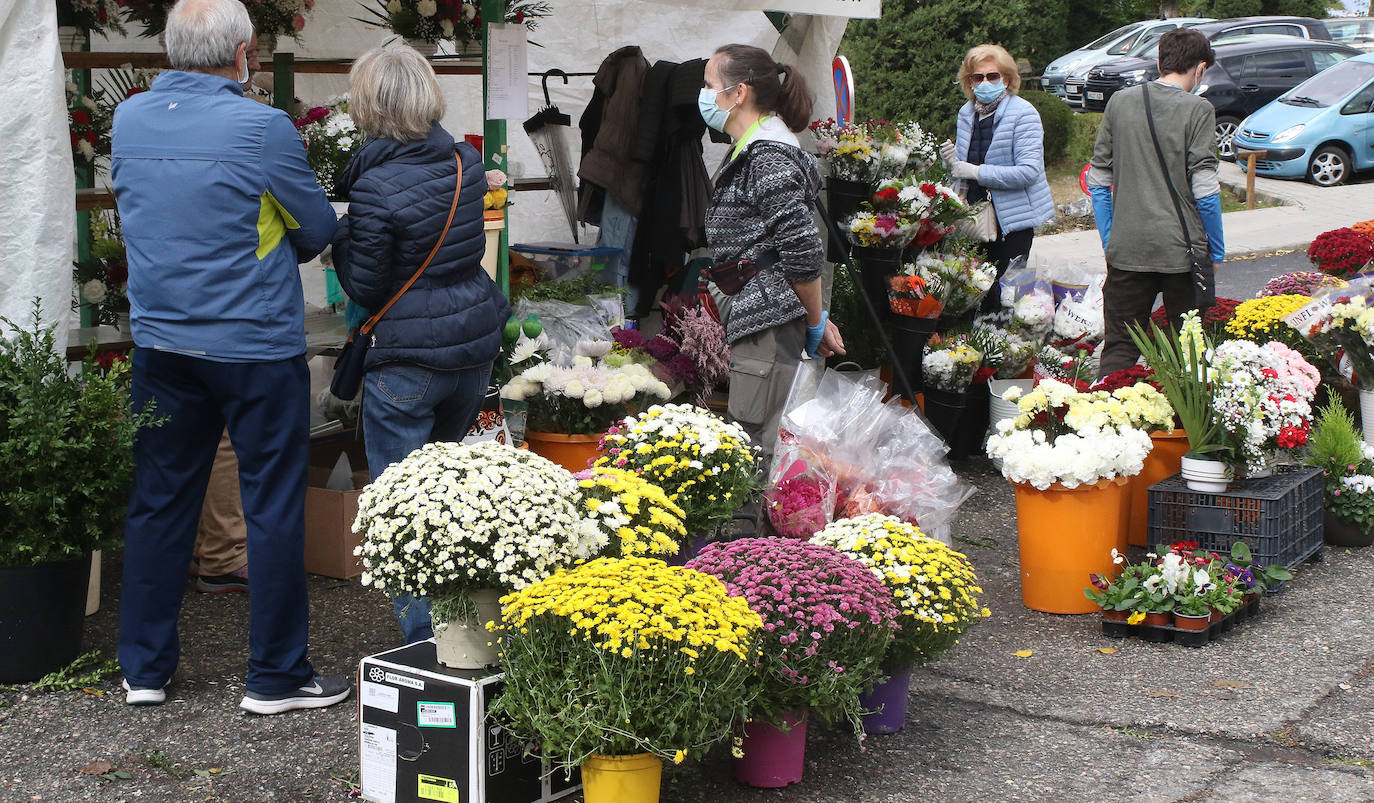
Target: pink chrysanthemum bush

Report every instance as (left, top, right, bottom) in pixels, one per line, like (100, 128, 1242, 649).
(687, 538, 900, 736)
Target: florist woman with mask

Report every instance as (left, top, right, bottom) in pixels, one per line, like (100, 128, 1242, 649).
(701, 44, 844, 507)
(941, 44, 1055, 311)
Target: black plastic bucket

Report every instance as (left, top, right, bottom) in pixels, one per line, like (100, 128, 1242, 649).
(0, 553, 91, 682)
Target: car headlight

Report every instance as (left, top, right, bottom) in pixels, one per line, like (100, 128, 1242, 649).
(1121, 69, 1148, 85)
(1271, 124, 1306, 144)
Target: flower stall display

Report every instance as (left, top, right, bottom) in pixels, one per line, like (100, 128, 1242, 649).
(57, 0, 127, 42)
(125, 0, 311, 45)
(66, 81, 111, 175)
(492, 557, 762, 802)
(71, 211, 129, 328)
(920, 333, 983, 452)
(357, 0, 550, 51)
(687, 538, 900, 787)
(1259, 270, 1345, 298)
(1209, 338, 1317, 475)
(1296, 288, 1374, 442)
(1303, 401, 1374, 547)
(811, 515, 989, 734)
(904, 247, 997, 321)
(1225, 294, 1318, 360)
(596, 404, 759, 538)
(577, 465, 687, 558)
(352, 441, 601, 668)
(501, 353, 672, 471)
(809, 118, 938, 185)
(986, 378, 1153, 613)
(1308, 227, 1374, 279)
(294, 97, 359, 199)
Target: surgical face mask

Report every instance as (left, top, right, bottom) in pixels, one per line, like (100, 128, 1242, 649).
(972, 79, 1004, 104)
(1191, 64, 1207, 95)
(698, 84, 739, 132)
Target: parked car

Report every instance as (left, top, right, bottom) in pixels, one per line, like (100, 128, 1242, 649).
(1232, 52, 1374, 186)
(1062, 24, 1209, 107)
(1041, 18, 1213, 99)
(1081, 17, 1336, 114)
(1328, 17, 1374, 52)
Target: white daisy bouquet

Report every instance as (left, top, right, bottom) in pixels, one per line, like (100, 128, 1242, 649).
(986, 378, 1153, 490)
(295, 96, 359, 199)
(1210, 339, 1315, 472)
(921, 334, 982, 392)
(353, 441, 602, 607)
(596, 404, 758, 535)
(500, 352, 672, 436)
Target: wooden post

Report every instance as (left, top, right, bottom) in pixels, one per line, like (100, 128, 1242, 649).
(1234, 148, 1267, 211)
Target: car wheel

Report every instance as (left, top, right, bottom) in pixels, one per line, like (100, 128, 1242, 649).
(1307, 145, 1350, 187)
(1215, 116, 1240, 161)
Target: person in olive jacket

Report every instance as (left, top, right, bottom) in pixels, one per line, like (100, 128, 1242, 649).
(332, 44, 510, 644)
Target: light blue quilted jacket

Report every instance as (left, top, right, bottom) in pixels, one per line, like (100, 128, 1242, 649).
(954, 94, 1056, 235)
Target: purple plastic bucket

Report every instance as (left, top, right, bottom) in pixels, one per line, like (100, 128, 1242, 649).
(734, 710, 807, 788)
(859, 667, 913, 734)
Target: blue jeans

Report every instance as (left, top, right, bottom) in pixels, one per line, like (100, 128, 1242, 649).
(599, 193, 639, 311)
(362, 360, 492, 644)
(119, 350, 315, 695)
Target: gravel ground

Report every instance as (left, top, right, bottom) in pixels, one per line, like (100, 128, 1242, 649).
(3, 458, 1372, 803)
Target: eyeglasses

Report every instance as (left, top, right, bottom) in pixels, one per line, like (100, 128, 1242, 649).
(968, 72, 1003, 83)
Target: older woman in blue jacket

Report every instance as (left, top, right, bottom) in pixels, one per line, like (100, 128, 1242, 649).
(333, 44, 509, 643)
(941, 44, 1056, 311)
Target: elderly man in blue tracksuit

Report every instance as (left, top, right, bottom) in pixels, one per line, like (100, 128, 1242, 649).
(112, 0, 348, 715)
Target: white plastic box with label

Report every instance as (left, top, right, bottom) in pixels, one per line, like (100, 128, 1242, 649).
(358, 641, 579, 803)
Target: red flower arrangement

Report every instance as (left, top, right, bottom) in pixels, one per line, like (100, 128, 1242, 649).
(1149, 298, 1239, 333)
(1308, 228, 1374, 278)
(1090, 365, 1159, 393)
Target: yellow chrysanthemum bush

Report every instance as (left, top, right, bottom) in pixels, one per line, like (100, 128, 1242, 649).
(576, 465, 686, 558)
(811, 515, 990, 670)
(1225, 294, 1315, 357)
(489, 557, 763, 770)
(596, 403, 759, 535)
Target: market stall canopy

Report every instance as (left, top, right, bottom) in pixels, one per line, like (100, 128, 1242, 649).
(639, 0, 880, 18)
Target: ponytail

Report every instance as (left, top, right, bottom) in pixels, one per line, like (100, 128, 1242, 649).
(714, 44, 814, 133)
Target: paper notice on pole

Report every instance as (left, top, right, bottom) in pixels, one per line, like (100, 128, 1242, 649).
(360, 723, 397, 803)
(485, 24, 528, 121)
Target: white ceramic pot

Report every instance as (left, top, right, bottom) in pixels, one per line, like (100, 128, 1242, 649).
(433, 589, 503, 669)
(1361, 389, 1374, 446)
(404, 37, 439, 56)
(1180, 455, 1231, 493)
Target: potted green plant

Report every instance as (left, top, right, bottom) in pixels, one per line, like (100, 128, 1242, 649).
(1085, 562, 1145, 622)
(1304, 401, 1374, 547)
(0, 303, 161, 682)
(1172, 584, 1212, 632)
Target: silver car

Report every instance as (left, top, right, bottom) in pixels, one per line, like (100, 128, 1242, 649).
(1042, 17, 1215, 100)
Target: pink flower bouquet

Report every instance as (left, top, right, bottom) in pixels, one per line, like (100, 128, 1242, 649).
(687, 538, 899, 736)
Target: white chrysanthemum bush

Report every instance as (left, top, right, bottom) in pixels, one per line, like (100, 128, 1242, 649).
(352, 441, 604, 606)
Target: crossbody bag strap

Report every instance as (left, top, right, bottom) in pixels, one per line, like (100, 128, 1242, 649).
(1141, 83, 1199, 259)
(359, 152, 463, 335)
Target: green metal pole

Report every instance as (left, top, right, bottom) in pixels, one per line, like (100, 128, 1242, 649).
(481, 0, 510, 297)
(273, 51, 294, 115)
(73, 29, 94, 328)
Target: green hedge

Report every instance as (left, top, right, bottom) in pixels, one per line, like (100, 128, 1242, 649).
(1020, 90, 1072, 165)
(1065, 112, 1102, 170)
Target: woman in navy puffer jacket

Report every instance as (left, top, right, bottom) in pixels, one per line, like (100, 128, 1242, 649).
(333, 44, 510, 643)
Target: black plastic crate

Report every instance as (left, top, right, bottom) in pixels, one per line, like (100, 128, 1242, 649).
(1147, 466, 1324, 580)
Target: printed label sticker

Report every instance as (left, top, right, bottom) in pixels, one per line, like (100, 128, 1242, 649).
(417, 773, 461, 802)
(417, 701, 458, 728)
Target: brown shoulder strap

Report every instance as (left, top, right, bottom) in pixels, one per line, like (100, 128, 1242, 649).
(359, 152, 464, 334)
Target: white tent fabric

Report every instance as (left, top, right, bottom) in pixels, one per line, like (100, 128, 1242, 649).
(0, 0, 75, 349)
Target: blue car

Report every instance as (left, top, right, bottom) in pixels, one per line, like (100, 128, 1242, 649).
(1233, 52, 1374, 186)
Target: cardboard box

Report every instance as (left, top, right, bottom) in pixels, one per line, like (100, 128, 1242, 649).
(304, 434, 370, 580)
(359, 641, 579, 803)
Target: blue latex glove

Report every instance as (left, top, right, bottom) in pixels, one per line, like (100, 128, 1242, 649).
(1195, 193, 1225, 264)
(805, 311, 828, 358)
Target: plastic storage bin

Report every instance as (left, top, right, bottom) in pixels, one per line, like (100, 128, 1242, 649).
(1147, 466, 1324, 584)
(510, 242, 623, 283)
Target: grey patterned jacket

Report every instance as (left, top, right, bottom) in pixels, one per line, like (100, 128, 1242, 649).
(705, 121, 823, 345)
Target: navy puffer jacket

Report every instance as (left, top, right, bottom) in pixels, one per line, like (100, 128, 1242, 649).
(333, 124, 510, 371)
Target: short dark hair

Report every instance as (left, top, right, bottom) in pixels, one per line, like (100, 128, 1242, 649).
(1158, 28, 1215, 75)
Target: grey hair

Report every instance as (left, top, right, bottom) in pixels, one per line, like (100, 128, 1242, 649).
(349, 45, 446, 143)
(165, 0, 253, 73)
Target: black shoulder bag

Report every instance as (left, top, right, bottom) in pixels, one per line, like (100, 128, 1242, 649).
(1141, 83, 1216, 308)
(330, 152, 463, 400)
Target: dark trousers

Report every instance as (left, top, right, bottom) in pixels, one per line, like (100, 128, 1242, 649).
(1098, 266, 1198, 378)
(980, 227, 1035, 312)
(119, 349, 314, 695)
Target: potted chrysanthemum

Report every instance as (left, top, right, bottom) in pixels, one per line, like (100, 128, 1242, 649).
(596, 404, 759, 542)
(811, 514, 990, 734)
(687, 538, 899, 788)
(492, 557, 763, 803)
(576, 465, 687, 559)
(352, 441, 602, 668)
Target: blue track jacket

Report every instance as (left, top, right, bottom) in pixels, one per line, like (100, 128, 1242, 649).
(112, 71, 337, 362)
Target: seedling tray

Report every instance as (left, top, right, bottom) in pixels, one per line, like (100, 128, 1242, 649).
(1100, 597, 1262, 648)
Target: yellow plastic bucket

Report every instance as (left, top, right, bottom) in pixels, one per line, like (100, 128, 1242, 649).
(581, 753, 662, 803)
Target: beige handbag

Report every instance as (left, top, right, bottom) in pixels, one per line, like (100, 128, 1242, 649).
(956, 200, 998, 242)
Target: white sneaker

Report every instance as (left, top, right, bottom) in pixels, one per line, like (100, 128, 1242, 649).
(239, 675, 351, 715)
(122, 678, 167, 706)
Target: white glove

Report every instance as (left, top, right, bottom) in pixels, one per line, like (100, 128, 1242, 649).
(951, 161, 979, 181)
(939, 140, 957, 166)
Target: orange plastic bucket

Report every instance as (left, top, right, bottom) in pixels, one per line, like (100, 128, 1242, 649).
(581, 753, 662, 803)
(522, 430, 602, 472)
(1013, 477, 1129, 614)
(1127, 430, 1190, 547)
